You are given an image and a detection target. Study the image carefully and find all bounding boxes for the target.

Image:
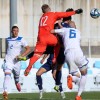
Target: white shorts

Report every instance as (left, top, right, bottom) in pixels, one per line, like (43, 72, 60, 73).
(2, 61, 21, 76)
(65, 48, 88, 74)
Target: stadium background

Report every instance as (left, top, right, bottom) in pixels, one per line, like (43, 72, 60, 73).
(0, 0, 100, 99)
(0, 0, 100, 58)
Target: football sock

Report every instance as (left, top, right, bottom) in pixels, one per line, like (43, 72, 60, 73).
(72, 76, 80, 85)
(36, 75, 43, 90)
(14, 75, 19, 84)
(55, 71, 62, 85)
(78, 74, 87, 96)
(59, 85, 63, 92)
(55, 71, 63, 92)
(3, 74, 11, 92)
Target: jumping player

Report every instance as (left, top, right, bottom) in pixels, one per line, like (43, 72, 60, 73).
(36, 24, 65, 99)
(24, 4, 83, 76)
(17, 8, 76, 61)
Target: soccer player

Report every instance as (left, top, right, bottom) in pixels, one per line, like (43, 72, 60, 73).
(36, 54, 54, 99)
(53, 8, 77, 92)
(2, 26, 30, 100)
(24, 4, 83, 76)
(61, 9, 81, 94)
(37, 54, 66, 99)
(17, 8, 76, 61)
(51, 25, 88, 100)
(36, 25, 65, 99)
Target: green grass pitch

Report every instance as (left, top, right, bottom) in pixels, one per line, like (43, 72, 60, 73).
(0, 92, 100, 100)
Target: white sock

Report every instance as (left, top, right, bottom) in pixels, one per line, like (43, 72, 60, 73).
(3, 75, 11, 93)
(72, 76, 80, 85)
(78, 75, 87, 96)
(40, 89, 43, 92)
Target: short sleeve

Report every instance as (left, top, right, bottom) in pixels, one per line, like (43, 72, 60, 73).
(21, 38, 28, 47)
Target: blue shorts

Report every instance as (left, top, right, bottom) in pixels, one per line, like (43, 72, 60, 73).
(41, 54, 54, 71)
(41, 63, 52, 71)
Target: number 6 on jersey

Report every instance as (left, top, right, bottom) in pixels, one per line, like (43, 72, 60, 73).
(69, 29, 76, 38)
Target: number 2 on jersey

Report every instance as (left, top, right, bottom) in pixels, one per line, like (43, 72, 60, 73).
(10, 44, 13, 49)
(40, 16, 48, 26)
(69, 29, 76, 38)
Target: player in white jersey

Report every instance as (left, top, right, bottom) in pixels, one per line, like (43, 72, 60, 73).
(51, 26, 88, 100)
(2, 26, 30, 100)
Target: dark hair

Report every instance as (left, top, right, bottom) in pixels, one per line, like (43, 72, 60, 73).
(54, 23, 60, 29)
(61, 22, 71, 28)
(66, 8, 74, 12)
(63, 8, 74, 22)
(41, 4, 50, 13)
(12, 26, 19, 30)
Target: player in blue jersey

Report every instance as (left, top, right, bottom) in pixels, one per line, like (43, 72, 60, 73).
(36, 46, 66, 99)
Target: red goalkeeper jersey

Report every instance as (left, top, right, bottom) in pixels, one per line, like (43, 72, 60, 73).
(38, 11, 75, 36)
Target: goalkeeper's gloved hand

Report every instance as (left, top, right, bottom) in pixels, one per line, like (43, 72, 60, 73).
(75, 8, 83, 14)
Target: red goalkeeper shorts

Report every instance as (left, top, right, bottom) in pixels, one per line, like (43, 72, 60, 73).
(34, 34, 58, 53)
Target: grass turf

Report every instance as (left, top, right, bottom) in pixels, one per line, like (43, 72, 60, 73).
(0, 92, 100, 100)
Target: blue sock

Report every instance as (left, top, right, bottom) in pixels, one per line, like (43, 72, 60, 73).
(36, 75, 43, 90)
(56, 71, 62, 85)
(59, 84, 63, 92)
(55, 71, 63, 92)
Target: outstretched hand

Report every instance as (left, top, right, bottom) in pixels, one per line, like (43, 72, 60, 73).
(75, 8, 83, 14)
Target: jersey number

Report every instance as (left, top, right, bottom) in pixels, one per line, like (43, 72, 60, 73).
(40, 16, 48, 26)
(10, 44, 13, 49)
(69, 29, 76, 38)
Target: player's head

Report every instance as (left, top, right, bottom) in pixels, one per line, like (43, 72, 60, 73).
(11, 26, 19, 38)
(63, 8, 74, 22)
(54, 23, 60, 29)
(54, 22, 71, 29)
(61, 23, 71, 28)
(41, 4, 51, 13)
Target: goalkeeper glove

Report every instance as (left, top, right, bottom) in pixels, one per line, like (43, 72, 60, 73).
(75, 8, 83, 14)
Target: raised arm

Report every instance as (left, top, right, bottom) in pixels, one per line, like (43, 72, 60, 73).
(55, 11, 75, 19)
(55, 8, 83, 19)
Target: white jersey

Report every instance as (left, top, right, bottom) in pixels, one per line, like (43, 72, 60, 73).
(55, 27, 81, 52)
(55, 28, 88, 73)
(5, 36, 28, 64)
